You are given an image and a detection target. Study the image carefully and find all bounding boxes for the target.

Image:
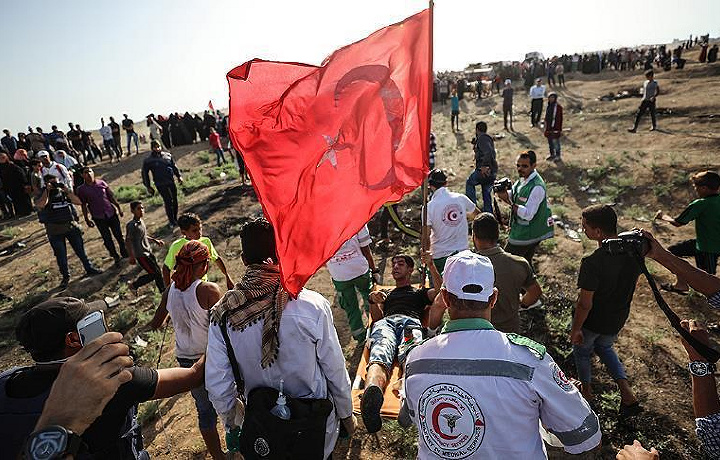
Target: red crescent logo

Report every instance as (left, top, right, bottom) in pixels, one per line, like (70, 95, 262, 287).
(431, 402, 460, 440)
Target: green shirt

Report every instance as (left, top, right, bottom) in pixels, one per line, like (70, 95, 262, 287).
(164, 236, 219, 281)
(675, 194, 720, 253)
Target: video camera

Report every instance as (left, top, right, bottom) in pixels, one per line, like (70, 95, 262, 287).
(601, 230, 650, 257)
(492, 177, 512, 193)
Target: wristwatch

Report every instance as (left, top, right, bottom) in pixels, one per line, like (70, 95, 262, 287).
(688, 361, 717, 377)
(24, 425, 84, 460)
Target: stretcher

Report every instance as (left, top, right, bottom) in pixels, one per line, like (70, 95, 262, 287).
(350, 284, 430, 419)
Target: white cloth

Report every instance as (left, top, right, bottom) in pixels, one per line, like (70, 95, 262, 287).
(508, 171, 546, 221)
(326, 225, 371, 281)
(425, 187, 476, 258)
(401, 327, 601, 459)
(166, 280, 209, 359)
(529, 85, 546, 99)
(55, 154, 78, 170)
(41, 162, 74, 192)
(148, 120, 162, 140)
(99, 125, 113, 141)
(205, 289, 352, 459)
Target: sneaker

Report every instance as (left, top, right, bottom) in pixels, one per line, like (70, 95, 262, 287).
(361, 385, 384, 433)
(519, 299, 543, 311)
(59, 277, 70, 290)
(649, 126, 657, 131)
(553, 155, 562, 162)
(627, 127, 637, 133)
(546, 155, 555, 161)
(85, 267, 103, 276)
(127, 280, 138, 296)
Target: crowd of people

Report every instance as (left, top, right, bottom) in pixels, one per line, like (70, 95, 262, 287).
(0, 38, 719, 460)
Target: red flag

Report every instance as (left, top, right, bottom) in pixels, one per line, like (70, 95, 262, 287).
(228, 9, 431, 295)
(208, 100, 215, 112)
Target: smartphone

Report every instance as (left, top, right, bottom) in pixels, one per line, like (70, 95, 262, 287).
(77, 310, 108, 345)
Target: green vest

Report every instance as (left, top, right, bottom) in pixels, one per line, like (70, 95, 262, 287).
(508, 173, 554, 245)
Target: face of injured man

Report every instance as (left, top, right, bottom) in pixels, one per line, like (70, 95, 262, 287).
(390, 256, 413, 282)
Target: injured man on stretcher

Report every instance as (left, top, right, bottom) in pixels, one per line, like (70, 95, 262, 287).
(360, 251, 443, 433)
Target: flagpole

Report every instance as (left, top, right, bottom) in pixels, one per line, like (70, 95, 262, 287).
(420, 0, 433, 286)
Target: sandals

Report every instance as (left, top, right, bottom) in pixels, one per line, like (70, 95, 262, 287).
(660, 283, 689, 295)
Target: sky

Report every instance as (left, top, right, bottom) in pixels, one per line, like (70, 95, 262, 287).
(0, 0, 717, 134)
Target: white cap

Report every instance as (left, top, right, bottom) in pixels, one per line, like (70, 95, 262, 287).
(37, 150, 49, 158)
(504, 79, 511, 85)
(442, 250, 495, 302)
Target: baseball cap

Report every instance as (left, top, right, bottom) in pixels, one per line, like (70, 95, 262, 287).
(16, 297, 107, 361)
(37, 150, 49, 158)
(504, 79, 511, 85)
(442, 250, 495, 302)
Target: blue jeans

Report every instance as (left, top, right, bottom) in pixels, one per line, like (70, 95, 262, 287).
(177, 357, 218, 430)
(465, 169, 494, 213)
(573, 328, 627, 383)
(47, 226, 94, 278)
(368, 315, 422, 371)
(547, 137, 561, 157)
(126, 131, 139, 153)
(214, 148, 227, 166)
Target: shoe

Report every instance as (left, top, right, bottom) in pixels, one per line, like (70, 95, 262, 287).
(361, 385, 384, 433)
(127, 280, 138, 296)
(59, 277, 69, 289)
(619, 402, 643, 418)
(627, 127, 637, 133)
(546, 155, 555, 161)
(85, 267, 103, 276)
(113, 255, 122, 266)
(553, 155, 562, 162)
(660, 283, 689, 295)
(649, 126, 657, 131)
(519, 299, 543, 311)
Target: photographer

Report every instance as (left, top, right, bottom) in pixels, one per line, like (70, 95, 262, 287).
(496, 150, 554, 269)
(465, 121, 497, 213)
(1, 297, 207, 460)
(655, 170, 720, 294)
(569, 205, 641, 416)
(36, 175, 102, 289)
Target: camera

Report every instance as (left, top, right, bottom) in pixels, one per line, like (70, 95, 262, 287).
(56, 183, 66, 190)
(493, 177, 512, 192)
(601, 230, 650, 257)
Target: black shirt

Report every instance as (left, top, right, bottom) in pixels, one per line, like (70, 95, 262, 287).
(4, 365, 158, 459)
(122, 119, 135, 133)
(109, 121, 121, 136)
(382, 286, 431, 319)
(577, 247, 641, 335)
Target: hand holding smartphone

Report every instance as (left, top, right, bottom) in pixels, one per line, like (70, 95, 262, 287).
(77, 311, 108, 345)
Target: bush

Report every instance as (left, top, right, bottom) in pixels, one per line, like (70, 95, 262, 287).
(115, 185, 148, 203)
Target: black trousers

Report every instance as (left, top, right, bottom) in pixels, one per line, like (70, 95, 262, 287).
(503, 106, 513, 129)
(669, 239, 718, 275)
(93, 213, 128, 259)
(133, 254, 165, 292)
(505, 241, 540, 270)
(157, 182, 179, 226)
(530, 98, 544, 126)
(633, 99, 657, 129)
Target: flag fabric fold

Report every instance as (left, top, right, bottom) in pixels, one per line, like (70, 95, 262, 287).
(227, 9, 431, 296)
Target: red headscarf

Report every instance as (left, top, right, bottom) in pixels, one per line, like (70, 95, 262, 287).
(171, 240, 210, 291)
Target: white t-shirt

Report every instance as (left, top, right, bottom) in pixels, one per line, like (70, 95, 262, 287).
(166, 280, 209, 359)
(426, 187, 476, 258)
(326, 226, 371, 281)
(99, 125, 113, 141)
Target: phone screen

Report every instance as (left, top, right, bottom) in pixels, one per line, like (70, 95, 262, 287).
(79, 317, 107, 345)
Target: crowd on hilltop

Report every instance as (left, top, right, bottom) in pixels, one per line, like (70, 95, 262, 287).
(434, 33, 717, 103)
(0, 110, 232, 221)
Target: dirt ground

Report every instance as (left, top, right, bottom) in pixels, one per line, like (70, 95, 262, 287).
(1, 44, 719, 459)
